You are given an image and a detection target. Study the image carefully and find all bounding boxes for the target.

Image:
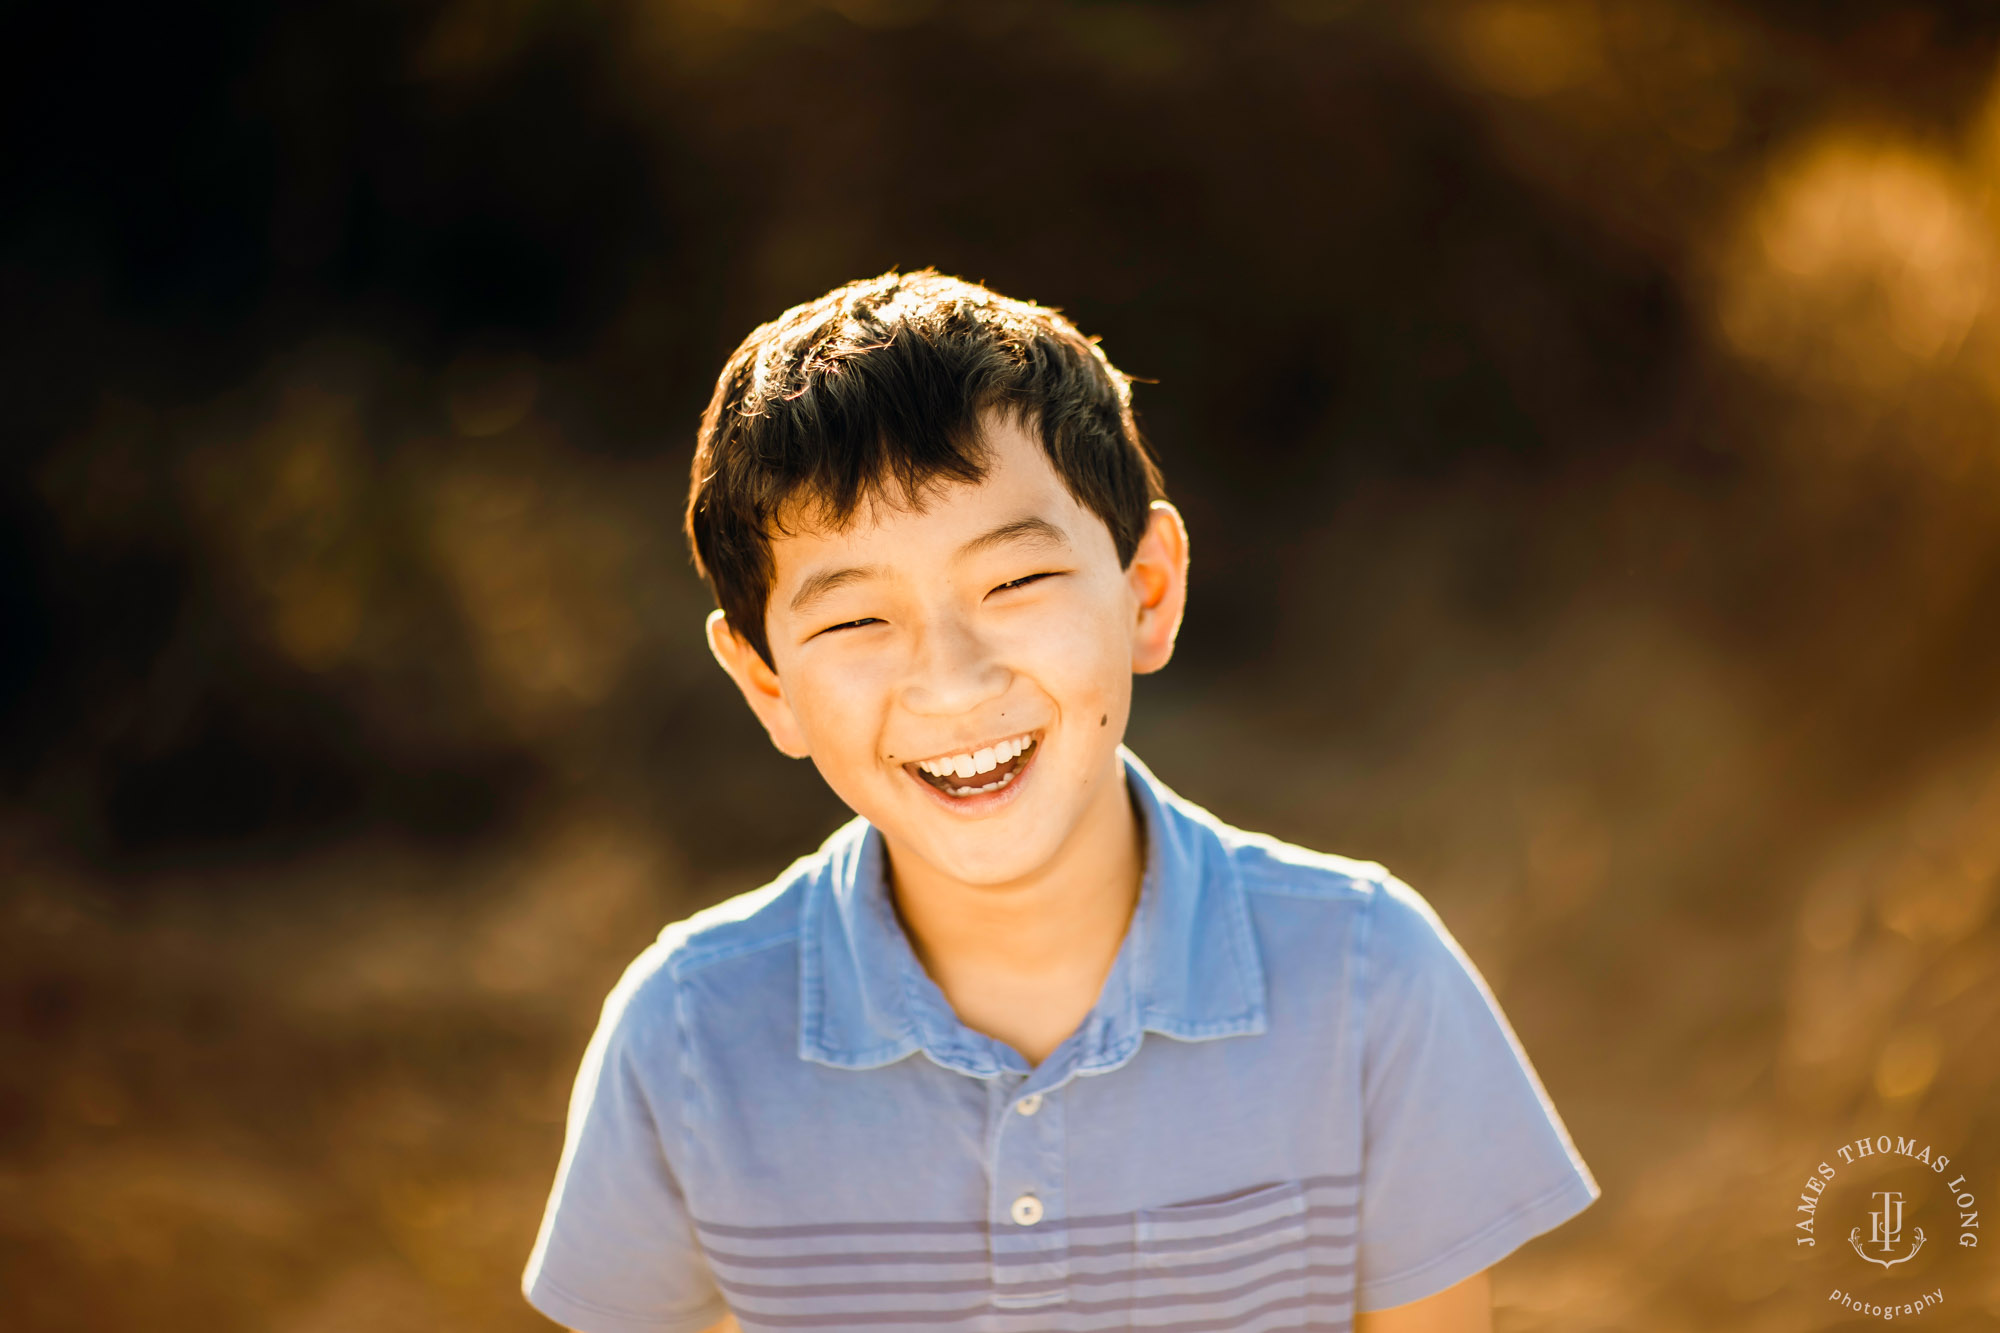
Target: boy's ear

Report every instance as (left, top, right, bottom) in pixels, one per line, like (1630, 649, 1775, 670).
(705, 609, 810, 759)
(1128, 500, 1190, 675)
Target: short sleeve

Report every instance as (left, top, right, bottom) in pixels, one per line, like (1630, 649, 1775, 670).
(522, 948, 729, 1333)
(1353, 875, 1600, 1312)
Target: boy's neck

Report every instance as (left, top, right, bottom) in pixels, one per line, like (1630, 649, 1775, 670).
(882, 755, 1145, 1067)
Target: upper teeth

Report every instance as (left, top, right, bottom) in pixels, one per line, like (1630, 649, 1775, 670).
(915, 734, 1036, 779)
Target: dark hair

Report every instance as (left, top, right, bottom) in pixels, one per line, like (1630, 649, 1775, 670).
(685, 268, 1167, 667)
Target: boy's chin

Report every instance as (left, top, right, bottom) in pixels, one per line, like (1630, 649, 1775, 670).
(875, 782, 1074, 886)
(889, 829, 1065, 889)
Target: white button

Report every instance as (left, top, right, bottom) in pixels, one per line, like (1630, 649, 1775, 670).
(1015, 1093, 1043, 1116)
(1009, 1193, 1044, 1226)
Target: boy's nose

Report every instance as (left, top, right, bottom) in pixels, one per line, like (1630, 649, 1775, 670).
(900, 618, 1009, 716)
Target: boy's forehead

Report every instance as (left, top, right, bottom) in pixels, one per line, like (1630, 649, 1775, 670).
(766, 418, 1078, 579)
(770, 483, 949, 555)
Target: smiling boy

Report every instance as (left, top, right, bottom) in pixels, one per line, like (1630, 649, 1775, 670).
(522, 271, 1599, 1333)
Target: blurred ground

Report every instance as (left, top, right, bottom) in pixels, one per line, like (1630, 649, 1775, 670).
(5, 1, 2000, 1330)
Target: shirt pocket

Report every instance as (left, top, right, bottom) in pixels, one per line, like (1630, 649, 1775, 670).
(1131, 1179, 1311, 1309)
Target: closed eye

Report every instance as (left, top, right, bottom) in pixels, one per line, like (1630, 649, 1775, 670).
(990, 572, 1063, 595)
(815, 617, 882, 636)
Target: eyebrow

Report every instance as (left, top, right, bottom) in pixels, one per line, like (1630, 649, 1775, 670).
(785, 515, 1073, 617)
(789, 563, 884, 616)
(959, 515, 1071, 559)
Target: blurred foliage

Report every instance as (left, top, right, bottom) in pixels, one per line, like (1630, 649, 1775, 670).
(6, 1, 2000, 1330)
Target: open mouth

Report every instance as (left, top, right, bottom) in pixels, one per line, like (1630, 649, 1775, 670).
(905, 732, 1040, 799)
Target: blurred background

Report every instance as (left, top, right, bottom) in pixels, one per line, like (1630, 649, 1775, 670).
(5, 0, 2000, 1329)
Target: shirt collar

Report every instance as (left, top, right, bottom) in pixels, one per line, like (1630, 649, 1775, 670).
(798, 746, 1268, 1080)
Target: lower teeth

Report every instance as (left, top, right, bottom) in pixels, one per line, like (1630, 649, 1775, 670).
(947, 768, 1018, 798)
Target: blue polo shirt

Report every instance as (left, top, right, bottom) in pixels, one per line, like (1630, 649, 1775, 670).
(523, 749, 1598, 1333)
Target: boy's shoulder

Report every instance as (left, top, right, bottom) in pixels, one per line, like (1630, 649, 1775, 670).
(1219, 825, 1388, 900)
(596, 829, 852, 1022)
(1179, 790, 1392, 904)
(1185, 797, 1449, 955)
(1197, 810, 1490, 1022)
(652, 836, 840, 979)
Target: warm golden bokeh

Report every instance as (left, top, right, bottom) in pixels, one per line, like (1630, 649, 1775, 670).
(7, 3, 2000, 1332)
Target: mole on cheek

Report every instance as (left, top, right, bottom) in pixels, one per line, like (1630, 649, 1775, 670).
(1100, 715, 1107, 726)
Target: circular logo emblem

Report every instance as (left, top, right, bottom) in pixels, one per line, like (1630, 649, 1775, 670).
(1793, 1133, 1981, 1320)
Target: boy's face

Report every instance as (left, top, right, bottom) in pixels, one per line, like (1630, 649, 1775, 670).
(706, 411, 1188, 889)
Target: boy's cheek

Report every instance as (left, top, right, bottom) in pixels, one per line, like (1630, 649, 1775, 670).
(1004, 600, 1126, 672)
(787, 652, 894, 719)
